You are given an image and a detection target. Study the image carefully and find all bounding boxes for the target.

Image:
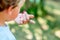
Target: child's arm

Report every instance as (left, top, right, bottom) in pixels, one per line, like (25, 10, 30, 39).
(15, 11, 35, 25)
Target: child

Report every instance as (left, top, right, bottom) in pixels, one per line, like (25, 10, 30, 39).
(0, 0, 34, 40)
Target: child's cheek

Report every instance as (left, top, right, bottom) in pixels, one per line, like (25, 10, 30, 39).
(10, 12, 18, 20)
(8, 7, 20, 20)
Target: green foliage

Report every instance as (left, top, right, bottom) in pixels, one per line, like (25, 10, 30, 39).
(9, 0, 60, 40)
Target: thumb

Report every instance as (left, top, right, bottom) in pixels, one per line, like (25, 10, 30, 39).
(29, 20, 35, 24)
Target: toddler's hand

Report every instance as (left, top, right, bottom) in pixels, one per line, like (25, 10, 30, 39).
(15, 11, 35, 24)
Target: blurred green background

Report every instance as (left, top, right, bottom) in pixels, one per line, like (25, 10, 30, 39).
(7, 0, 60, 40)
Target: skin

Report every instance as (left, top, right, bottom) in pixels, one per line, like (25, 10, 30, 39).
(0, 0, 34, 26)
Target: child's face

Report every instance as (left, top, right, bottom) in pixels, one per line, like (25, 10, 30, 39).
(4, 0, 25, 21)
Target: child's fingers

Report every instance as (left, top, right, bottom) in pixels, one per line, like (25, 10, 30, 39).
(22, 13, 27, 21)
(22, 14, 28, 24)
(23, 11, 29, 20)
(23, 20, 28, 24)
(29, 20, 35, 24)
(28, 14, 34, 19)
(23, 11, 35, 24)
(15, 13, 23, 24)
(15, 11, 35, 24)
(23, 10, 34, 19)
(23, 20, 35, 24)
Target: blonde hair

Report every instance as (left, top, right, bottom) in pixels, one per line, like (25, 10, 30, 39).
(0, 0, 20, 12)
